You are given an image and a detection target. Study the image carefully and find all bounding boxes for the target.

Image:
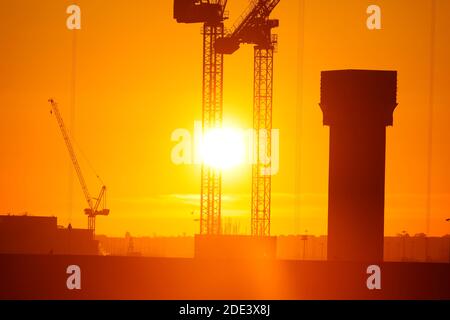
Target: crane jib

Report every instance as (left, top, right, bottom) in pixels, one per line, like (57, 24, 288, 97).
(48, 99, 109, 235)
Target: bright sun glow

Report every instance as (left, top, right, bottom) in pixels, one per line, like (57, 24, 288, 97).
(200, 128, 246, 170)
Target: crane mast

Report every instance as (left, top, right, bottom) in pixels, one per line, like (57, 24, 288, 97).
(174, 0, 228, 235)
(200, 23, 224, 235)
(216, 0, 280, 237)
(252, 44, 274, 237)
(48, 99, 109, 236)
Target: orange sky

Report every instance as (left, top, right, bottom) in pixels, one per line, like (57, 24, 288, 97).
(0, 0, 449, 237)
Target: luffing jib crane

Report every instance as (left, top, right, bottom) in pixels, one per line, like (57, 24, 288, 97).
(48, 99, 109, 236)
(174, 0, 229, 235)
(215, 0, 280, 237)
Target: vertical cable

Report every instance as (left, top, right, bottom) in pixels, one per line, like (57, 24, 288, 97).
(69, 27, 77, 224)
(295, 0, 305, 235)
(426, 0, 436, 236)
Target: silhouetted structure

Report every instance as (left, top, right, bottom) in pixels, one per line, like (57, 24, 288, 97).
(174, 0, 228, 235)
(194, 235, 276, 259)
(94, 234, 450, 262)
(0, 215, 98, 255)
(320, 70, 398, 262)
(49, 99, 109, 236)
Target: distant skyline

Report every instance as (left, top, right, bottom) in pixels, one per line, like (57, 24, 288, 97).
(1, 0, 450, 237)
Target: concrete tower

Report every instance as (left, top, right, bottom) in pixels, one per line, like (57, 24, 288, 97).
(320, 70, 398, 262)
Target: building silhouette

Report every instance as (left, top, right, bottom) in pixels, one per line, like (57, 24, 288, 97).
(320, 70, 398, 262)
(0, 214, 98, 255)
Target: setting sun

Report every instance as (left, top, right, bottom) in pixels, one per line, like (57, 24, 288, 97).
(200, 128, 246, 170)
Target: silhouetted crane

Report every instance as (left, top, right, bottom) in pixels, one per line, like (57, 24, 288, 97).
(48, 99, 109, 236)
(216, 0, 280, 237)
(174, 0, 229, 235)
(174, 1, 280, 236)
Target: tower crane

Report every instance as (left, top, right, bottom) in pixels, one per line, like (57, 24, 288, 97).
(48, 99, 109, 236)
(215, 0, 280, 237)
(174, 0, 229, 235)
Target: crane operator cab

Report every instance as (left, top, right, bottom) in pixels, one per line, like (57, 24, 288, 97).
(174, 0, 224, 24)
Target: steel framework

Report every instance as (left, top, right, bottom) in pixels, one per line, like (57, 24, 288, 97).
(251, 46, 274, 236)
(200, 23, 224, 235)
